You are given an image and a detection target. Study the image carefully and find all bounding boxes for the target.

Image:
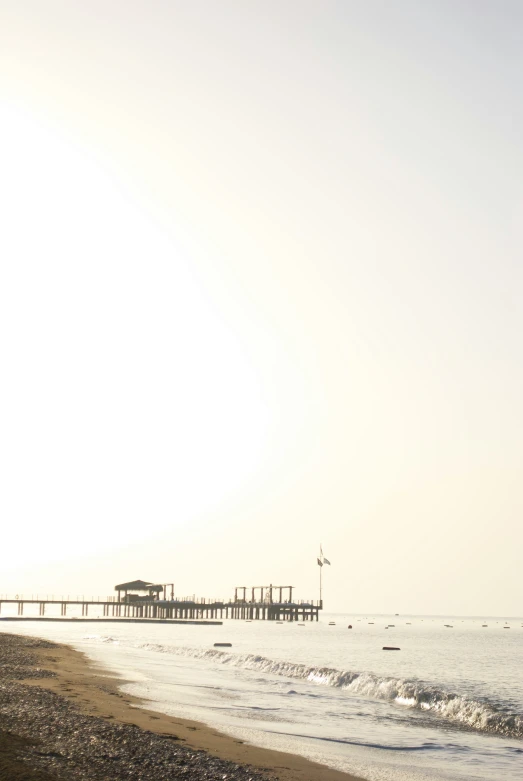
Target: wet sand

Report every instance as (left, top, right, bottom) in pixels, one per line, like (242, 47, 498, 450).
(0, 632, 363, 781)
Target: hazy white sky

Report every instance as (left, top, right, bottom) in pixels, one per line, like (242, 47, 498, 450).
(1, 1, 521, 615)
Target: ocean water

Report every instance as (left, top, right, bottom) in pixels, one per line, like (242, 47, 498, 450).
(1, 613, 522, 781)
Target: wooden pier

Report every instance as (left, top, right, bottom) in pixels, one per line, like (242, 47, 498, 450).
(0, 580, 322, 623)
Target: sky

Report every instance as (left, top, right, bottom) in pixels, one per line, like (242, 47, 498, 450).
(0, 1, 522, 615)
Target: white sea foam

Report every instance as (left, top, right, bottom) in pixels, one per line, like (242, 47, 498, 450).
(133, 642, 523, 739)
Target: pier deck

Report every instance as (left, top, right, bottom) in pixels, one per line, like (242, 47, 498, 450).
(0, 598, 321, 622)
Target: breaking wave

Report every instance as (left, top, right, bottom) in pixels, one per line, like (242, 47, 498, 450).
(136, 642, 523, 739)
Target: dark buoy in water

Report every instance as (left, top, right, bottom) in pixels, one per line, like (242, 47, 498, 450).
(348, 625, 352, 629)
(383, 646, 400, 651)
(214, 643, 232, 647)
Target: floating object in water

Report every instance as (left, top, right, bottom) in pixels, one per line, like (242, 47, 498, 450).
(406, 622, 411, 625)
(348, 625, 352, 629)
(297, 623, 305, 626)
(276, 621, 283, 624)
(368, 622, 374, 625)
(503, 626, 510, 629)
(482, 625, 488, 627)
(388, 625, 395, 627)
(444, 624, 453, 628)
(328, 622, 336, 625)
(383, 646, 400, 651)
(214, 642, 232, 647)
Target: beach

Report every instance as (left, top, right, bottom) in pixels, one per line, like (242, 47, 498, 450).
(0, 632, 360, 781)
(1, 617, 521, 781)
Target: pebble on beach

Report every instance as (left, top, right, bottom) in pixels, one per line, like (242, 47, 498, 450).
(0, 633, 276, 781)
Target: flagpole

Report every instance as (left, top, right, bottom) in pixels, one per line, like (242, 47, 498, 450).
(319, 545, 323, 608)
(317, 545, 330, 609)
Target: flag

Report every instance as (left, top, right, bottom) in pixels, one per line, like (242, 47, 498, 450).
(320, 545, 331, 565)
(317, 558, 323, 567)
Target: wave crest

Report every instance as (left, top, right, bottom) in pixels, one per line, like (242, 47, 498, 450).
(136, 642, 523, 739)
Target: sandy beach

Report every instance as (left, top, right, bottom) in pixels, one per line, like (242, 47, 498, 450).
(0, 632, 362, 781)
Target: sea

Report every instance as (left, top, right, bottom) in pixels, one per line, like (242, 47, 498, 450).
(1, 613, 522, 781)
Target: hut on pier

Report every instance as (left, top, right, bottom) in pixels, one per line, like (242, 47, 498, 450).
(115, 579, 164, 603)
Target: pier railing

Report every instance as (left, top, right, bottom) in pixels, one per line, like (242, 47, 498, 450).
(0, 595, 322, 606)
(0, 594, 323, 622)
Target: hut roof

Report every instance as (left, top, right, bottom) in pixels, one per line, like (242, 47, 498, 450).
(115, 579, 153, 591)
(147, 584, 165, 592)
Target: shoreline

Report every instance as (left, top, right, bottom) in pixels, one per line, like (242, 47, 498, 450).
(0, 632, 364, 781)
